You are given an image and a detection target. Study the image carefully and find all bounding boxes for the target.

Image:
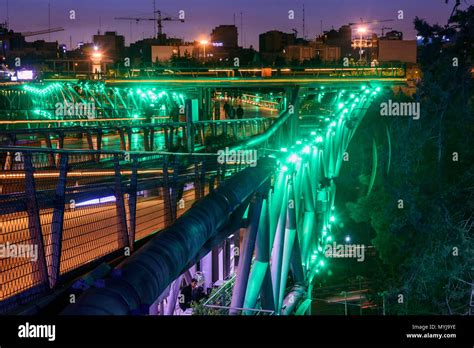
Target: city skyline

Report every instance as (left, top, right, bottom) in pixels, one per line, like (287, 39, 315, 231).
(2, 0, 462, 48)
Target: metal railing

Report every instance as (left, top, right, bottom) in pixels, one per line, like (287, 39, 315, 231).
(36, 63, 406, 80)
(0, 118, 274, 152)
(0, 146, 260, 313)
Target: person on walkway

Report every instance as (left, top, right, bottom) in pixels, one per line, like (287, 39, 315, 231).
(223, 101, 231, 118)
(236, 105, 244, 119)
(179, 278, 198, 311)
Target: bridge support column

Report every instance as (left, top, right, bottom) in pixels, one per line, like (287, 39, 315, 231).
(270, 173, 289, 311)
(185, 99, 198, 153)
(127, 155, 138, 251)
(49, 153, 69, 288)
(165, 274, 184, 315)
(163, 156, 178, 226)
(201, 251, 213, 291)
(96, 130, 102, 162)
(199, 88, 212, 121)
(24, 154, 49, 290)
(243, 194, 275, 314)
(143, 127, 150, 151)
(223, 238, 231, 279)
(118, 128, 126, 151)
(44, 133, 56, 167)
(126, 127, 132, 151)
(230, 188, 265, 315)
(212, 247, 220, 284)
(113, 154, 130, 249)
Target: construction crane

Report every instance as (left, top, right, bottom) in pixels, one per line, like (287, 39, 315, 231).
(21, 27, 64, 37)
(115, 10, 184, 42)
(348, 18, 394, 26)
(0, 22, 64, 37)
(375, 26, 393, 37)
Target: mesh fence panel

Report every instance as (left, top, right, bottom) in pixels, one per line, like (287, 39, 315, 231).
(0, 147, 255, 312)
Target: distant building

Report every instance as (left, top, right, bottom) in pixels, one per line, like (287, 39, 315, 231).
(151, 45, 195, 62)
(381, 30, 403, 40)
(378, 40, 417, 64)
(0, 23, 59, 61)
(313, 42, 341, 62)
(207, 25, 240, 61)
(285, 45, 315, 62)
(93, 31, 125, 62)
(211, 25, 238, 48)
(323, 25, 352, 57)
(0, 23, 25, 58)
(259, 30, 296, 64)
(129, 37, 185, 64)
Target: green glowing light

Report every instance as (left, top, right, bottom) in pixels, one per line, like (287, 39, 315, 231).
(288, 154, 299, 163)
(310, 131, 316, 135)
(316, 136, 323, 143)
(281, 147, 288, 152)
(338, 103, 344, 109)
(281, 165, 288, 172)
(350, 94, 355, 99)
(302, 145, 311, 154)
(319, 260, 325, 267)
(329, 215, 335, 222)
(327, 236, 333, 242)
(296, 140, 302, 145)
(376, 87, 381, 92)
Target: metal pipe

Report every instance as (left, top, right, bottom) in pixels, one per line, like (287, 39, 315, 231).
(62, 160, 274, 315)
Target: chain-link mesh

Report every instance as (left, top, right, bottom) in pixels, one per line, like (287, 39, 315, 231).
(0, 146, 258, 312)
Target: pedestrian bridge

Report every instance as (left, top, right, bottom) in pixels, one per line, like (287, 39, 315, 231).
(0, 74, 403, 315)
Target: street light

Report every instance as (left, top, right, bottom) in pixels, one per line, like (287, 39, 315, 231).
(90, 47, 103, 79)
(357, 27, 367, 63)
(199, 40, 209, 62)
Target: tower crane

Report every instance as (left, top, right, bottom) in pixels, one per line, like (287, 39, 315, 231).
(348, 18, 394, 27)
(115, 10, 184, 42)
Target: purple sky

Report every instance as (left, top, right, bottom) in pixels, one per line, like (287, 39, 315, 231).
(2, 0, 467, 49)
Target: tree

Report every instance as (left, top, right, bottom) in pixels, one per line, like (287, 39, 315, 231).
(341, 4, 473, 314)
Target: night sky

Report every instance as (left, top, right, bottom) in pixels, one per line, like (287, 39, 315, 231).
(2, 0, 466, 48)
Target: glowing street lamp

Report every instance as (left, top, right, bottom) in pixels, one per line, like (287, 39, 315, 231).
(199, 40, 209, 61)
(357, 27, 367, 63)
(90, 46, 103, 79)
